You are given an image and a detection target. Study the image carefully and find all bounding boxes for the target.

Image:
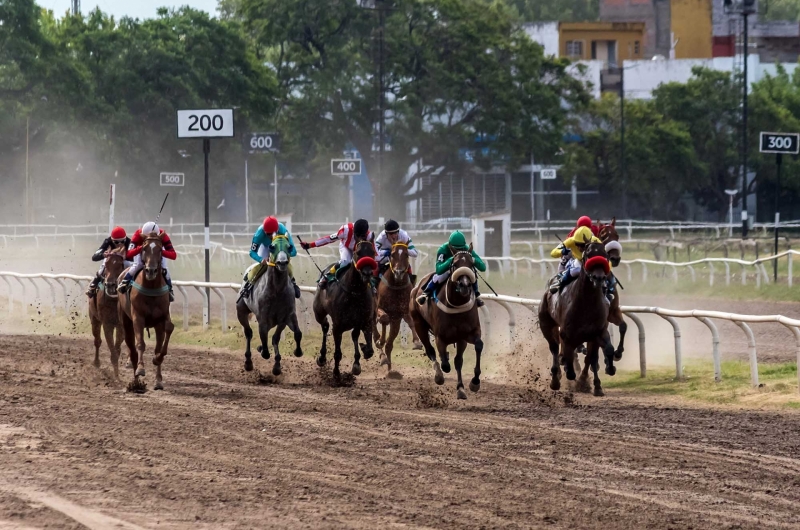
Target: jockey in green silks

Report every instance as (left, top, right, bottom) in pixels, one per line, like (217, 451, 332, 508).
(239, 216, 301, 300)
(416, 230, 486, 307)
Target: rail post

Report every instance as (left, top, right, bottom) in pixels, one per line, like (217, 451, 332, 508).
(624, 312, 647, 378)
(696, 316, 721, 382)
(212, 287, 227, 332)
(659, 315, 683, 380)
(2, 275, 13, 314)
(734, 321, 758, 387)
(177, 286, 190, 331)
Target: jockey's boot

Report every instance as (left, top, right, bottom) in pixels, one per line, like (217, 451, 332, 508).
(86, 275, 100, 298)
(549, 271, 572, 294)
(163, 270, 174, 302)
(416, 281, 436, 305)
(118, 272, 133, 294)
(237, 281, 252, 303)
(318, 264, 338, 290)
(291, 277, 302, 299)
(473, 283, 484, 307)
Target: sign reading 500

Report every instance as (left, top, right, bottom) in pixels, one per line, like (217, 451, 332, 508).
(177, 109, 235, 138)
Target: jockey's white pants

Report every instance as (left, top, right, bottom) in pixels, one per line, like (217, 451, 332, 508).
(565, 258, 581, 277)
(339, 245, 352, 267)
(431, 271, 451, 285)
(130, 254, 171, 281)
(97, 258, 132, 276)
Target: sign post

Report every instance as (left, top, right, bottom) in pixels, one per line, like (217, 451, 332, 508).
(108, 184, 116, 235)
(540, 169, 556, 226)
(159, 172, 185, 187)
(759, 132, 799, 281)
(331, 158, 362, 176)
(243, 132, 280, 229)
(177, 108, 235, 325)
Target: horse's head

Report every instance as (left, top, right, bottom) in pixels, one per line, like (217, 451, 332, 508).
(389, 242, 410, 282)
(597, 217, 621, 267)
(450, 244, 476, 297)
(102, 248, 126, 295)
(269, 235, 291, 273)
(581, 237, 610, 289)
(354, 239, 377, 282)
(141, 232, 164, 281)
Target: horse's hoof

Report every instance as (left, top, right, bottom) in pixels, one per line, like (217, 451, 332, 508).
(316, 356, 326, 367)
(244, 358, 254, 372)
(593, 386, 605, 397)
(412, 341, 423, 351)
(469, 379, 480, 393)
(272, 364, 282, 377)
(261, 349, 270, 360)
(379, 353, 388, 367)
(352, 363, 362, 376)
(614, 350, 623, 362)
(441, 360, 451, 373)
(154, 381, 164, 391)
(257, 345, 262, 353)
(605, 365, 616, 376)
(361, 344, 374, 360)
(333, 367, 341, 379)
(433, 362, 444, 386)
(565, 368, 576, 381)
(457, 388, 467, 400)
(135, 367, 146, 377)
(550, 378, 561, 391)
(93, 359, 101, 369)
(294, 348, 303, 358)
(376, 339, 385, 349)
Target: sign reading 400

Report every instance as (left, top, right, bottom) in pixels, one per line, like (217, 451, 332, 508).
(177, 109, 235, 138)
(331, 158, 362, 176)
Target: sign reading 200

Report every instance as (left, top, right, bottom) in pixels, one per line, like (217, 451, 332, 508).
(177, 109, 235, 139)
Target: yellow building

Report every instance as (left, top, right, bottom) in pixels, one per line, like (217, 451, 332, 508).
(670, 0, 712, 59)
(559, 22, 646, 65)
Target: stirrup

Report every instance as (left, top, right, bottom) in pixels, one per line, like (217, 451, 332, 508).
(118, 280, 130, 294)
(416, 294, 428, 306)
(293, 283, 302, 299)
(86, 287, 97, 299)
(169, 290, 175, 303)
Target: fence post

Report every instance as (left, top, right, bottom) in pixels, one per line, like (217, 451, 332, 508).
(696, 316, 721, 382)
(212, 287, 227, 332)
(789, 252, 793, 288)
(624, 312, 646, 378)
(724, 262, 730, 286)
(2, 275, 13, 314)
(177, 286, 190, 331)
(492, 300, 516, 351)
(192, 286, 209, 331)
(708, 262, 715, 287)
(659, 315, 682, 380)
(733, 321, 758, 387)
(42, 277, 57, 316)
(55, 278, 69, 314)
(14, 277, 27, 315)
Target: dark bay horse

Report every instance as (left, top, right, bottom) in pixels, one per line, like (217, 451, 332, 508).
(538, 240, 614, 396)
(409, 247, 484, 400)
(237, 234, 303, 376)
(118, 232, 174, 390)
(375, 242, 423, 372)
(89, 248, 126, 377)
(313, 240, 377, 378)
(597, 217, 627, 361)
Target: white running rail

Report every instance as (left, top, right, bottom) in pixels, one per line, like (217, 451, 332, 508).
(2, 271, 799, 393)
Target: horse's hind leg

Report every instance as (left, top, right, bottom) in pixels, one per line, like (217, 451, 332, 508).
(350, 328, 362, 376)
(588, 343, 604, 397)
(152, 322, 165, 390)
(470, 336, 484, 393)
(576, 344, 592, 393)
(91, 316, 102, 368)
(609, 310, 627, 361)
(316, 318, 330, 367)
(288, 313, 303, 358)
(381, 320, 400, 372)
(435, 336, 451, 374)
(133, 315, 147, 378)
(237, 302, 254, 371)
(156, 320, 175, 389)
(121, 313, 137, 378)
(102, 321, 119, 378)
(271, 323, 286, 376)
(454, 340, 468, 400)
(403, 313, 423, 350)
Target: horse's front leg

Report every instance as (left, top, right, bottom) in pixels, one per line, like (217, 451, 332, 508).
(454, 340, 468, 400)
(332, 327, 344, 379)
(237, 303, 254, 371)
(258, 321, 271, 360)
(102, 321, 119, 378)
(576, 343, 593, 393)
(613, 318, 627, 361)
(113, 319, 125, 375)
(589, 343, 605, 397)
(381, 320, 401, 372)
(435, 336, 451, 374)
(470, 336, 483, 393)
(559, 332, 578, 381)
(152, 322, 165, 390)
(156, 319, 175, 390)
(132, 314, 147, 378)
(360, 320, 374, 360)
(599, 329, 617, 376)
(91, 316, 102, 368)
(317, 318, 329, 367)
(351, 328, 362, 376)
(288, 313, 303, 358)
(271, 323, 286, 376)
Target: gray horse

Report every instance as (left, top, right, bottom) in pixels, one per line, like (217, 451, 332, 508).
(236, 235, 303, 376)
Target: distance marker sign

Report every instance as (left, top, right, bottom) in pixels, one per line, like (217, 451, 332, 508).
(331, 158, 362, 176)
(245, 132, 280, 153)
(760, 132, 799, 154)
(160, 172, 185, 187)
(177, 109, 234, 138)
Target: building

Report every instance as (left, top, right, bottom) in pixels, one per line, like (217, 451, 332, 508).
(711, 0, 800, 62)
(559, 22, 646, 65)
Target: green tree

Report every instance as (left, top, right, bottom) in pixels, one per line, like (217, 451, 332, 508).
(504, 0, 598, 22)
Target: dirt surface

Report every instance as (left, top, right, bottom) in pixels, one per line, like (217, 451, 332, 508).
(1, 334, 799, 529)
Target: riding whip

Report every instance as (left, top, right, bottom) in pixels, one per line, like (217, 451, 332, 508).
(476, 270, 499, 297)
(154, 193, 170, 224)
(295, 235, 324, 274)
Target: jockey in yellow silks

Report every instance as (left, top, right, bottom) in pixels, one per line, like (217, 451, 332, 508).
(549, 226, 602, 293)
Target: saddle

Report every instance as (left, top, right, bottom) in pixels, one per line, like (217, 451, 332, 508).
(319, 262, 351, 284)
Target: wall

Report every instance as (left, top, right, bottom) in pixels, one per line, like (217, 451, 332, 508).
(523, 22, 560, 57)
(569, 60, 604, 99)
(601, 0, 671, 58)
(559, 22, 646, 62)
(671, 0, 712, 58)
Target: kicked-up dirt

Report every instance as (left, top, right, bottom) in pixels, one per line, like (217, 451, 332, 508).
(0, 333, 799, 529)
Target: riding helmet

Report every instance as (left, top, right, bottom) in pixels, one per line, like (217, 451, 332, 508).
(142, 222, 160, 235)
(448, 231, 467, 249)
(577, 216, 592, 228)
(110, 226, 127, 240)
(263, 216, 279, 234)
(384, 219, 400, 233)
(354, 219, 369, 237)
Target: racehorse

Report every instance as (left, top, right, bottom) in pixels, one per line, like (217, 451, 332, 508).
(236, 234, 303, 376)
(375, 242, 423, 372)
(596, 217, 626, 361)
(409, 246, 484, 400)
(89, 247, 126, 377)
(312, 240, 377, 378)
(538, 238, 614, 396)
(118, 232, 174, 390)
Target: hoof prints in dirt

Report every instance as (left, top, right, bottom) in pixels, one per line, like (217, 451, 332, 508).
(316, 366, 357, 388)
(416, 384, 449, 409)
(126, 378, 147, 394)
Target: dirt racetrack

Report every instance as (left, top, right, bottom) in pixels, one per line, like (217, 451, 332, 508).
(1, 333, 799, 529)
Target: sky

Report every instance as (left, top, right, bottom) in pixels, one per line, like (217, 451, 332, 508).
(46, 0, 220, 20)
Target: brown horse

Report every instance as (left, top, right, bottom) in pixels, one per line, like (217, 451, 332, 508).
(88, 248, 126, 377)
(312, 240, 377, 378)
(375, 242, 423, 372)
(596, 217, 626, 360)
(409, 247, 483, 400)
(118, 232, 174, 390)
(538, 239, 614, 396)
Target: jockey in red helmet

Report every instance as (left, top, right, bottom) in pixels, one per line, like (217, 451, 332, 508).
(86, 226, 132, 298)
(118, 222, 177, 302)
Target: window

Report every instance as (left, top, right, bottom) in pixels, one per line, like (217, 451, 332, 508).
(566, 40, 584, 58)
(634, 40, 641, 55)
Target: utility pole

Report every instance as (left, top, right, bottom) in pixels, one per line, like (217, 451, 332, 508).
(71, 0, 80, 16)
(619, 65, 627, 218)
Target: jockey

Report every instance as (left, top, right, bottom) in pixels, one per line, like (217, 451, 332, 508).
(85, 226, 131, 298)
(549, 226, 602, 294)
(239, 216, 301, 300)
(375, 219, 418, 276)
(118, 222, 177, 302)
(557, 215, 599, 274)
(416, 230, 486, 307)
(604, 240, 623, 301)
(300, 218, 374, 290)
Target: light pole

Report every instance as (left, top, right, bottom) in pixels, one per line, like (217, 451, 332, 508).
(725, 189, 738, 237)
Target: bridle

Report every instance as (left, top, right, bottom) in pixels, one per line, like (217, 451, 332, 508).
(266, 234, 290, 268)
(352, 239, 376, 270)
(388, 242, 409, 274)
